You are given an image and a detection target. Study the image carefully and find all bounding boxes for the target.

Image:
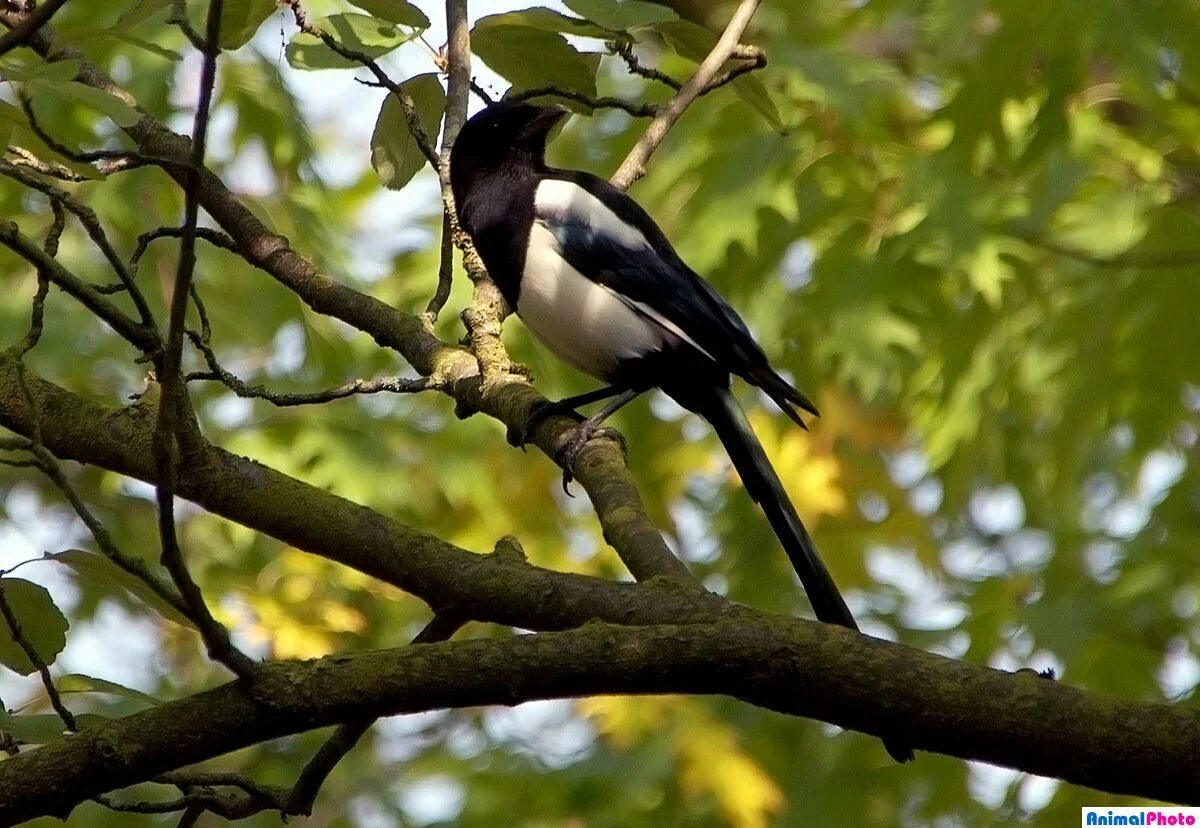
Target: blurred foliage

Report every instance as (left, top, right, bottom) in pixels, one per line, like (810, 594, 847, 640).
(2, 0, 1200, 825)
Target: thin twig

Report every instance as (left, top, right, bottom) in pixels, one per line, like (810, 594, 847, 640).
(0, 581, 77, 732)
(469, 78, 494, 104)
(152, 0, 257, 681)
(284, 0, 438, 169)
(424, 0, 472, 322)
(612, 40, 681, 90)
(0, 0, 70, 59)
(185, 330, 433, 405)
(97, 225, 238, 294)
(701, 47, 767, 94)
(283, 612, 467, 816)
(610, 0, 764, 189)
(167, 0, 204, 50)
(29, 451, 189, 620)
(508, 86, 659, 118)
(2, 146, 89, 181)
(0, 219, 158, 352)
(16, 96, 144, 166)
(0, 158, 158, 328)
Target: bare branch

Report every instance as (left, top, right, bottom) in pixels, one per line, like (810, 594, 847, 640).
(16, 95, 149, 169)
(284, 0, 439, 169)
(508, 86, 660, 118)
(0, 219, 158, 352)
(612, 40, 681, 90)
(0, 158, 158, 327)
(0, 350, 732, 632)
(5, 617, 1200, 822)
(424, 0, 473, 321)
(283, 611, 467, 816)
(611, 0, 764, 189)
(151, 0, 257, 682)
(185, 329, 435, 405)
(3, 145, 89, 181)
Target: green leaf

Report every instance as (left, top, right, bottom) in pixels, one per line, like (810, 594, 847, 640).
(563, 0, 677, 30)
(73, 30, 181, 61)
(370, 72, 445, 190)
(1, 57, 82, 85)
(286, 13, 412, 71)
(346, 0, 431, 29)
(46, 549, 193, 628)
(219, 0, 278, 50)
(475, 8, 618, 40)
(0, 711, 68, 744)
(113, 0, 172, 31)
(56, 674, 163, 707)
(0, 578, 69, 676)
(471, 23, 597, 98)
(0, 101, 101, 180)
(39, 81, 142, 126)
(657, 20, 782, 132)
(0, 709, 107, 744)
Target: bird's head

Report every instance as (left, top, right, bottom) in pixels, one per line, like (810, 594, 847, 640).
(450, 101, 567, 193)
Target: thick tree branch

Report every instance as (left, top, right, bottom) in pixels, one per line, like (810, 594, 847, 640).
(2, 617, 1198, 823)
(0, 350, 728, 631)
(611, 0, 763, 189)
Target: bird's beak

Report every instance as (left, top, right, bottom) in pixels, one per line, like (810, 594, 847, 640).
(522, 106, 569, 139)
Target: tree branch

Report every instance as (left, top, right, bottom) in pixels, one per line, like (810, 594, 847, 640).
(185, 329, 436, 406)
(508, 86, 660, 118)
(0, 157, 157, 326)
(0, 219, 158, 352)
(0, 0, 68, 58)
(0, 350, 730, 632)
(2, 617, 1198, 823)
(151, 0, 257, 681)
(424, 0, 472, 322)
(611, 0, 763, 189)
(6, 14, 701, 600)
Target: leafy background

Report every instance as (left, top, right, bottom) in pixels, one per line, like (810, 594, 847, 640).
(2, 0, 1200, 824)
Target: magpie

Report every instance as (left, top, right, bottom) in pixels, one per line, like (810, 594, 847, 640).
(450, 102, 911, 762)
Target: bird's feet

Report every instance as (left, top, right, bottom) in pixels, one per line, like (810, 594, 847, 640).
(506, 398, 584, 449)
(554, 421, 626, 494)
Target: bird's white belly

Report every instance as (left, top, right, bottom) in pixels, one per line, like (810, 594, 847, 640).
(517, 223, 662, 379)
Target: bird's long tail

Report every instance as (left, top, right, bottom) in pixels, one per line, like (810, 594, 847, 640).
(683, 383, 915, 762)
(688, 384, 856, 629)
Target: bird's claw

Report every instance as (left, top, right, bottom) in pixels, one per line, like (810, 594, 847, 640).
(554, 425, 626, 494)
(506, 399, 584, 450)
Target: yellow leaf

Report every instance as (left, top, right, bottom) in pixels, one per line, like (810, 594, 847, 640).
(675, 703, 784, 828)
(744, 411, 846, 521)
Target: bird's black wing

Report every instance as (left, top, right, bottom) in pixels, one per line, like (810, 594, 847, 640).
(536, 170, 818, 421)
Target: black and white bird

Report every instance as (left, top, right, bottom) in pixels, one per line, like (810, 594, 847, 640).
(451, 103, 910, 759)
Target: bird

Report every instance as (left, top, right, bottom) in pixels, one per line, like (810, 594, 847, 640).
(450, 102, 912, 761)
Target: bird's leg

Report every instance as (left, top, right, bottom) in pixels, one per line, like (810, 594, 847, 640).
(555, 388, 641, 492)
(506, 385, 628, 448)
